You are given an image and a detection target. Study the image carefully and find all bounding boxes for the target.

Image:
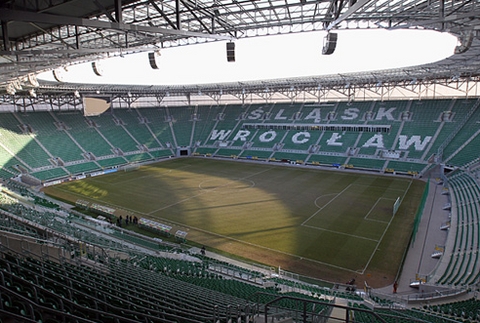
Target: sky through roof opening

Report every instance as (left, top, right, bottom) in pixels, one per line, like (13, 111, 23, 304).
(38, 29, 458, 86)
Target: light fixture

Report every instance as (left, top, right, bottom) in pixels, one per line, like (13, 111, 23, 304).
(6, 83, 16, 95)
(322, 32, 338, 55)
(27, 74, 39, 87)
(29, 89, 37, 98)
(455, 31, 473, 54)
(74, 90, 80, 98)
(12, 80, 22, 90)
(226, 42, 235, 62)
(148, 50, 161, 69)
(53, 67, 68, 82)
(92, 61, 104, 76)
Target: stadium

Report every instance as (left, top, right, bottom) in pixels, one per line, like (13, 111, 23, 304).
(0, 0, 480, 322)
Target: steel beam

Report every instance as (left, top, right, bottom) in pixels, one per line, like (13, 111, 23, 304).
(0, 9, 233, 40)
(326, 0, 372, 31)
(1, 20, 9, 51)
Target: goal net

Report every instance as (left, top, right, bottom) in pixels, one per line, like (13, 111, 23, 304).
(124, 164, 140, 172)
(393, 196, 401, 216)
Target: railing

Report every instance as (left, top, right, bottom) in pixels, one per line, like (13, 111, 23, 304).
(278, 268, 335, 289)
(255, 293, 383, 323)
(436, 99, 480, 162)
(403, 287, 466, 303)
(370, 285, 466, 305)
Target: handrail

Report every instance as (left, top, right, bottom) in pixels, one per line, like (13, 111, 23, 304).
(253, 292, 386, 323)
(436, 99, 480, 162)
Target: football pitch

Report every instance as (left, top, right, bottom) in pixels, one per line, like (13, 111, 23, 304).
(43, 157, 425, 286)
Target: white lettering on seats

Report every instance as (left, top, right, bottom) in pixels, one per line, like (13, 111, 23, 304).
(233, 130, 251, 141)
(326, 133, 343, 146)
(341, 108, 359, 120)
(248, 108, 264, 120)
(210, 129, 232, 141)
(398, 135, 432, 151)
(375, 107, 396, 121)
(362, 134, 385, 149)
(259, 131, 277, 142)
(292, 132, 310, 144)
(304, 108, 322, 123)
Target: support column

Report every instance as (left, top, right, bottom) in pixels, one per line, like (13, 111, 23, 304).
(114, 0, 123, 23)
(1, 20, 9, 51)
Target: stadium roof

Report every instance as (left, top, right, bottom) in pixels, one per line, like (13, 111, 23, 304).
(1, 0, 480, 98)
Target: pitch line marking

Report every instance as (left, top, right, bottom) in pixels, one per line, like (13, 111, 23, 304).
(302, 184, 352, 226)
(54, 185, 362, 272)
(55, 188, 360, 273)
(115, 162, 196, 185)
(302, 224, 379, 242)
(49, 186, 127, 213)
(360, 179, 413, 274)
(313, 193, 338, 209)
(158, 218, 363, 274)
(91, 171, 171, 186)
(147, 166, 273, 215)
(363, 197, 396, 223)
(198, 178, 255, 191)
(64, 190, 363, 273)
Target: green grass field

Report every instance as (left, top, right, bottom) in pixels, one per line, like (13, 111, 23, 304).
(43, 157, 425, 286)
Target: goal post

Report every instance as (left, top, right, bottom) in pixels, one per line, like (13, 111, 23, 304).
(393, 196, 401, 216)
(123, 163, 140, 172)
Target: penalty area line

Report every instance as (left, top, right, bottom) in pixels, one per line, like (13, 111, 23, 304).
(359, 180, 413, 274)
(302, 224, 379, 242)
(302, 184, 352, 226)
(182, 224, 363, 274)
(363, 197, 396, 223)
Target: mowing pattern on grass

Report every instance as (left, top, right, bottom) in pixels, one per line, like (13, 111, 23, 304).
(44, 157, 422, 282)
